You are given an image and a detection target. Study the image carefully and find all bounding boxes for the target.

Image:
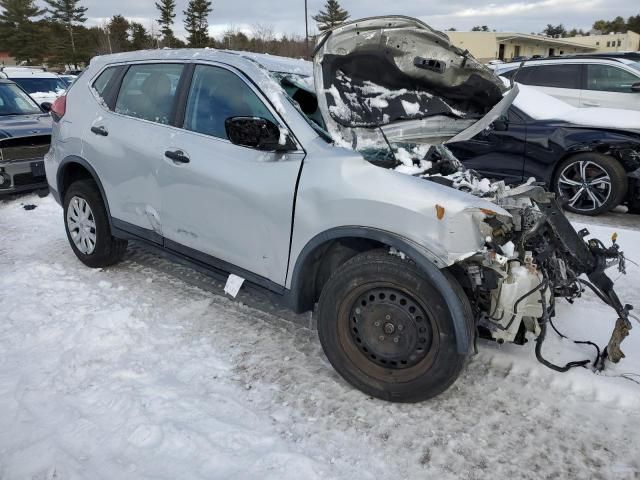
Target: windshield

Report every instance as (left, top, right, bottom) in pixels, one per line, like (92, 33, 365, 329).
(627, 61, 640, 74)
(0, 83, 42, 115)
(11, 77, 66, 96)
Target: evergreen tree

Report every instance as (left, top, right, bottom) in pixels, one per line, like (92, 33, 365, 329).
(183, 0, 212, 48)
(628, 14, 640, 34)
(130, 22, 151, 51)
(0, 0, 45, 63)
(44, 0, 87, 67)
(155, 0, 176, 46)
(107, 15, 130, 53)
(312, 0, 349, 32)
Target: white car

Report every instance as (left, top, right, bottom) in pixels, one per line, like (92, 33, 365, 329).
(0, 67, 67, 107)
(494, 54, 640, 111)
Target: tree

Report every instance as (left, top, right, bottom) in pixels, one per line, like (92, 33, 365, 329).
(155, 0, 176, 46)
(107, 15, 130, 53)
(183, 0, 212, 47)
(0, 0, 45, 63)
(44, 0, 87, 67)
(312, 0, 349, 32)
(567, 28, 585, 37)
(543, 24, 567, 37)
(471, 25, 489, 31)
(446, 27, 457, 31)
(592, 15, 628, 34)
(628, 14, 640, 34)
(130, 22, 151, 51)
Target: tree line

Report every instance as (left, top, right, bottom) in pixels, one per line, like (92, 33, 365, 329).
(0, 0, 352, 68)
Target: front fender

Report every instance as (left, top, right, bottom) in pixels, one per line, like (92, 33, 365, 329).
(288, 227, 474, 354)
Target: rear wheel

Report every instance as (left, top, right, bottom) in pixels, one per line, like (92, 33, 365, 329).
(554, 153, 627, 216)
(63, 179, 127, 267)
(317, 250, 472, 402)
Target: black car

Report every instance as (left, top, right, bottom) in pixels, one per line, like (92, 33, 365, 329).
(448, 98, 640, 216)
(0, 79, 52, 196)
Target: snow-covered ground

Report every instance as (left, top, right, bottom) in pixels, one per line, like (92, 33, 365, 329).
(1, 194, 640, 479)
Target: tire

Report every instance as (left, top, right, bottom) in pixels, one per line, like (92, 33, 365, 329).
(63, 179, 127, 268)
(553, 152, 627, 216)
(316, 250, 473, 403)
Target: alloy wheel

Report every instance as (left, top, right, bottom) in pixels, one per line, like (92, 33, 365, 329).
(557, 160, 612, 212)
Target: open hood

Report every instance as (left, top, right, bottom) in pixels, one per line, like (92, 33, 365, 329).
(313, 16, 518, 146)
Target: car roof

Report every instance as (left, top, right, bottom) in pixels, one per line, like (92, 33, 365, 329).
(90, 48, 313, 76)
(1, 67, 60, 78)
(496, 54, 639, 70)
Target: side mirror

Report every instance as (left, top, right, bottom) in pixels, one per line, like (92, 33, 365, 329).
(493, 119, 508, 131)
(225, 116, 296, 152)
(631, 82, 640, 92)
(40, 102, 52, 113)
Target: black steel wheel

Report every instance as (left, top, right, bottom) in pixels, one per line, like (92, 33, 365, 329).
(317, 250, 472, 402)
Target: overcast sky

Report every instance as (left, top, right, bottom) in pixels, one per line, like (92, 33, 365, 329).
(70, 0, 639, 39)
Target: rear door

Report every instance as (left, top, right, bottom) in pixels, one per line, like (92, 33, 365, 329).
(85, 62, 185, 240)
(159, 63, 304, 286)
(581, 63, 640, 110)
(512, 63, 582, 106)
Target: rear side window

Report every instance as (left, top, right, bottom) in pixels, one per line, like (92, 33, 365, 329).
(513, 64, 581, 89)
(92, 67, 117, 101)
(586, 64, 640, 92)
(183, 65, 276, 139)
(115, 63, 184, 125)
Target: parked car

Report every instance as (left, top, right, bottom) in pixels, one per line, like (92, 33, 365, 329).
(0, 67, 67, 107)
(448, 83, 640, 215)
(58, 74, 78, 88)
(0, 79, 52, 196)
(45, 16, 629, 402)
(494, 54, 640, 110)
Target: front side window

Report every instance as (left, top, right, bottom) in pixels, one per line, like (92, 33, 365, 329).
(183, 65, 276, 139)
(0, 83, 42, 116)
(513, 64, 581, 89)
(115, 63, 184, 125)
(586, 64, 640, 92)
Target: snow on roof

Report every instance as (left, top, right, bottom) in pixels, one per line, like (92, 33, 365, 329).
(512, 83, 640, 131)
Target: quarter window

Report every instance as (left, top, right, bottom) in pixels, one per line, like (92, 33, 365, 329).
(92, 66, 117, 101)
(511, 64, 581, 89)
(115, 63, 184, 125)
(183, 65, 276, 140)
(586, 64, 640, 92)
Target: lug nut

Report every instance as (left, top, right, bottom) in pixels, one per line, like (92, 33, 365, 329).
(374, 321, 381, 327)
(398, 325, 404, 332)
(393, 337, 399, 343)
(355, 308, 361, 315)
(378, 335, 385, 341)
(385, 315, 391, 320)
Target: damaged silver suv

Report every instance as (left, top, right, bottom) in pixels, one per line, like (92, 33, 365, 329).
(45, 16, 633, 402)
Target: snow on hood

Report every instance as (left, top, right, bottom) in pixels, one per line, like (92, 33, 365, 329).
(512, 82, 640, 132)
(313, 16, 517, 146)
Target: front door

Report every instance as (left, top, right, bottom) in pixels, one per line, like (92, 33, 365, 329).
(447, 108, 527, 184)
(159, 64, 304, 286)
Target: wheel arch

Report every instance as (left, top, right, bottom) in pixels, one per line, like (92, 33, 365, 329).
(57, 156, 112, 229)
(288, 227, 472, 354)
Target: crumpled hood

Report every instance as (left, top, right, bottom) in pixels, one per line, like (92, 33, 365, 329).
(0, 114, 52, 141)
(313, 16, 518, 146)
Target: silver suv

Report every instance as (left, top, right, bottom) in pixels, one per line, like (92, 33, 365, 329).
(45, 17, 631, 402)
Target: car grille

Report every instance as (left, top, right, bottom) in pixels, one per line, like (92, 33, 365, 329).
(0, 135, 51, 162)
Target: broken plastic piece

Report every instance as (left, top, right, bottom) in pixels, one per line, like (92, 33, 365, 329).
(224, 274, 245, 298)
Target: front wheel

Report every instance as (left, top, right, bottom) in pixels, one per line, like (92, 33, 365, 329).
(553, 153, 627, 216)
(317, 251, 472, 402)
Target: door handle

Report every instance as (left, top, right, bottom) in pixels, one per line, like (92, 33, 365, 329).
(164, 150, 190, 164)
(582, 101, 601, 107)
(90, 125, 109, 136)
